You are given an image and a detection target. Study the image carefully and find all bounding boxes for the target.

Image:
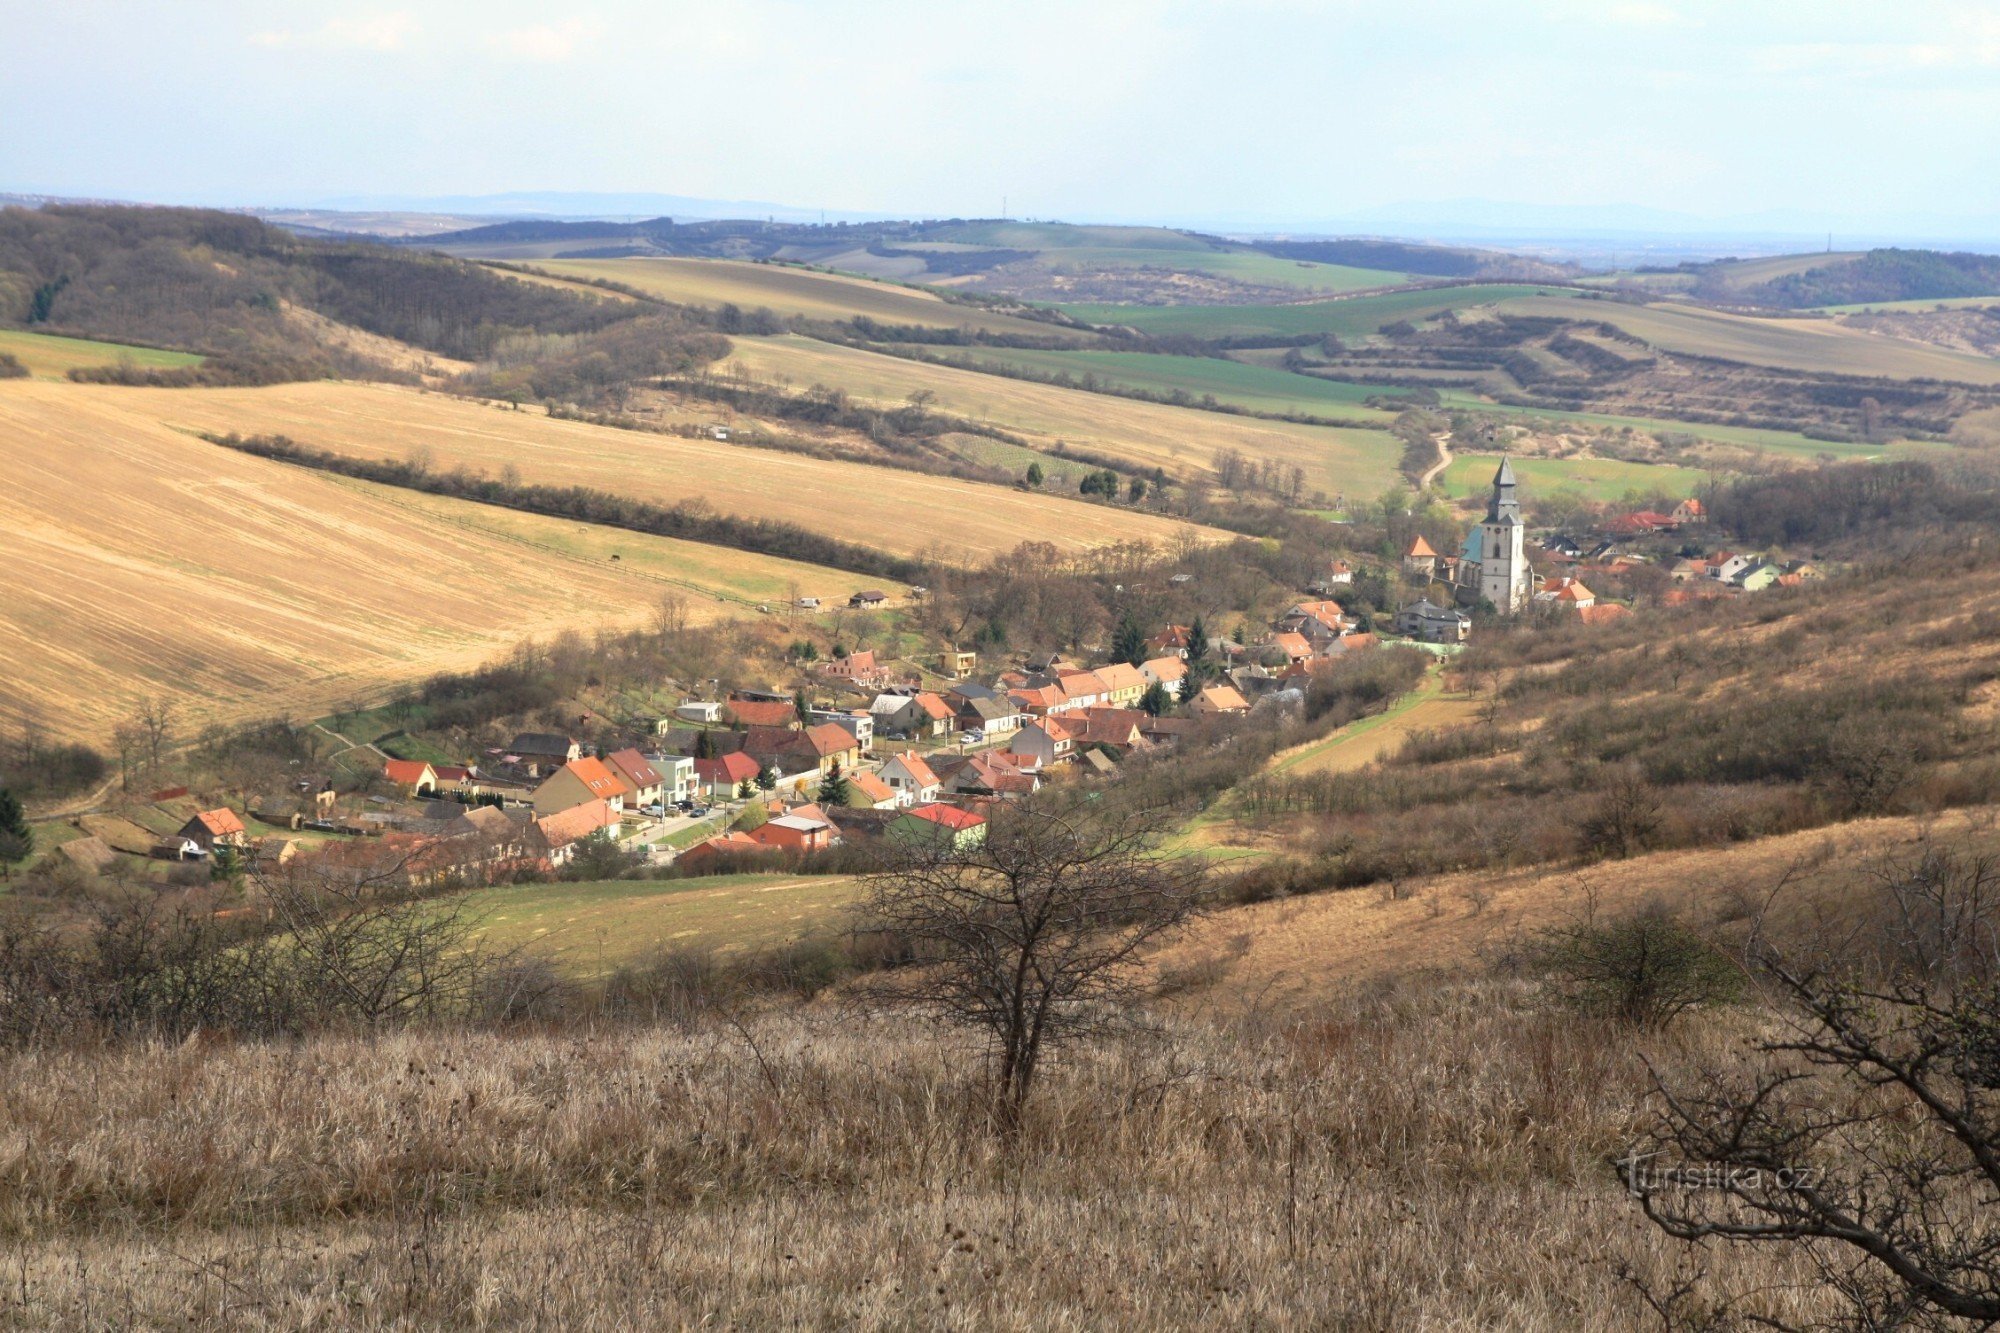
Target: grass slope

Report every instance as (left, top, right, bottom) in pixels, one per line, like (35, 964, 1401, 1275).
(0, 328, 203, 380)
(0, 380, 853, 742)
(723, 335, 1404, 499)
(91, 379, 1218, 560)
(534, 257, 1082, 339)
(467, 872, 860, 977)
(925, 346, 1398, 422)
(1439, 453, 1707, 503)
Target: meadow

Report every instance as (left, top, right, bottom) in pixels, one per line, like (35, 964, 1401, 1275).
(1062, 284, 1582, 340)
(533, 256, 1082, 339)
(80, 379, 1218, 560)
(0, 380, 871, 741)
(921, 345, 1398, 421)
(1438, 452, 1706, 503)
(722, 334, 1404, 498)
(0, 328, 204, 380)
(467, 872, 861, 977)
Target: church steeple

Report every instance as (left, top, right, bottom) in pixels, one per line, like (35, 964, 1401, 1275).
(1486, 455, 1521, 525)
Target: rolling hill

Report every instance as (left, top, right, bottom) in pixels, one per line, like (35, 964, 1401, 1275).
(72, 379, 1223, 561)
(0, 379, 876, 742)
(719, 334, 1404, 499)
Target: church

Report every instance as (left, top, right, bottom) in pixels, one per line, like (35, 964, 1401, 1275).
(1411, 458, 1532, 613)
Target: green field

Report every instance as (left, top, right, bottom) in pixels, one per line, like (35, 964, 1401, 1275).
(1439, 453, 1706, 504)
(1063, 285, 1582, 340)
(918, 346, 1397, 421)
(0, 329, 204, 380)
(466, 872, 862, 978)
(1031, 246, 1406, 294)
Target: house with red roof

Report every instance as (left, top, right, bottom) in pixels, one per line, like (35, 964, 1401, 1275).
(747, 809, 838, 854)
(602, 749, 667, 810)
(842, 768, 900, 809)
(678, 830, 769, 868)
(535, 799, 621, 867)
(1190, 684, 1252, 716)
(1672, 497, 1706, 525)
(1140, 656, 1189, 699)
(879, 753, 941, 807)
(1144, 625, 1194, 658)
(694, 751, 761, 800)
(744, 722, 861, 778)
(176, 807, 248, 854)
(381, 759, 438, 796)
(532, 757, 634, 817)
(1009, 715, 1077, 767)
(725, 698, 800, 730)
(891, 802, 989, 851)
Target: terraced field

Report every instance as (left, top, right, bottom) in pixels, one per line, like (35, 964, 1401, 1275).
(0, 380, 868, 741)
(84, 379, 1220, 560)
(0, 329, 204, 380)
(532, 256, 1084, 339)
(1491, 295, 2000, 382)
(723, 335, 1404, 499)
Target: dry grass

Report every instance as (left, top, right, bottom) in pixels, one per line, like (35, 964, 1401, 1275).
(0, 380, 869, 742)
(0, 985, 1837, 1328)
(73, 378, 1219, 561)
(1158, 807, 2000, 1006)
(722, 335, 1405, 499)
(535, 256, 1082, 340)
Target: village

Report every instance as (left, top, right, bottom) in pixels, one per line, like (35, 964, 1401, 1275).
(41, 461, 1824, 894)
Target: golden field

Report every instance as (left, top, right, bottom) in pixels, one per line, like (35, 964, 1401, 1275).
(0, 380, 873, 742)
(723, 334, 1404, 500)
(533, 255, 1085, 340)
(86, 378, 1220, 560)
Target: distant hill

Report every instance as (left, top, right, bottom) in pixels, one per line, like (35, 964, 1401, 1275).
(1244, 238, 1576, 282)
(1688, 248, 2000, 309)
(0, 205, 711, 382)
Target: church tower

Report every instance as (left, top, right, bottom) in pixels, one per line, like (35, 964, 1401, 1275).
(1478, 457, 1531, 613)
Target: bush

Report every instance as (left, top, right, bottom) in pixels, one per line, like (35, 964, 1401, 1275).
(1524, 903, 1741, 1028)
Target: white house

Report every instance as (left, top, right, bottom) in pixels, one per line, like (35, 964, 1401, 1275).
(878, 753, 941, 807)
(667, 700, 724, 728)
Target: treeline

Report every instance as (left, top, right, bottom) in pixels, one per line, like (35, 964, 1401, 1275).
(1707, 459, 2000, 549)
(1726, 249, 2000, 309)
(203, 432, 926, 583)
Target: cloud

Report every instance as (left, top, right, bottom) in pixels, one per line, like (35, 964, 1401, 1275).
(249, 12, 418, 51)
(488, 17, 604, 62)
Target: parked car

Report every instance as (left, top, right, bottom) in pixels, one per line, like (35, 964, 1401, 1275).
(642, 804, 666, 817)
(962, 729, 985, 743)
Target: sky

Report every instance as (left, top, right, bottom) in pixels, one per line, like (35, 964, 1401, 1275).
(5, 0, 1999, 237)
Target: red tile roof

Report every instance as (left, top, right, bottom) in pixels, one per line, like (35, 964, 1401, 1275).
(603, 748, 663, 792)
(1406, 536, 1438, 558)
(563, 757, 633, 801)
(537, 799, 617, 849)
(193, 808, 245, 837)
(695, 752, 760, 785)
(726, 699, 798, 729)
(913, 692, 953, 721)
(381, 759, 433, 786)
(887, 753, 940, 787)
(905, 803, 985, 832)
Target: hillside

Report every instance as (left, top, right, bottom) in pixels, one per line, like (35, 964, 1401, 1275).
(80, 379, 1224, 560)
(718, 334, 1404, 500)
(0, 379, 876, 742)
(0, 205, 688, 381)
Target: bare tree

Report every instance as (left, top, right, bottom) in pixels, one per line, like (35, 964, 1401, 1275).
(1628, 840, 2000, 1328)
(857, 795, 1205, 1128)
(134, 696, 179, 778)
(255, 854, 497, 1027)
(653, 591, 690, 641)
